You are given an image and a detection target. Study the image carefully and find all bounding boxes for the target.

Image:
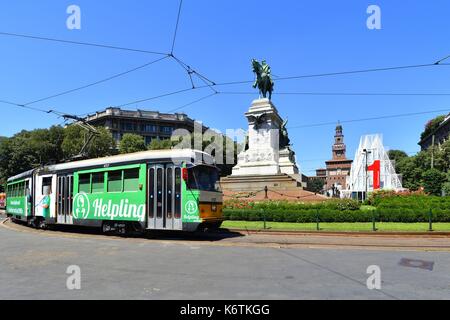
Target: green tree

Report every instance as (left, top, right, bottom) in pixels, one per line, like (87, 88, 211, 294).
(395, 156, 421, 191)
(306, 178, 325, 194)
(443, 171, 450, 196)
(421, 115, 446, 140)
(422, 168, 446, 196)
(148, 139, 173, 150)
(119, 133, 146, 154)
(388, 149, 409, 174)
(0, 126, 65, 182)
(62, 125, 116, 159)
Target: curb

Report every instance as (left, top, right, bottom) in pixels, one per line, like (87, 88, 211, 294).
(226, 228, 450, 238)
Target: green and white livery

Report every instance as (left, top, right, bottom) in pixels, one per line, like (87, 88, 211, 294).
(6, 149, 223, 233)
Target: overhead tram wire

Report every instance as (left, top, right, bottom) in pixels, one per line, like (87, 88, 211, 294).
(0, 31, 168, 56)
(22, 55, 170, 106)
(4, 26, 450, 118)
(170, 0, 184, 54)
(171, 55, 218, 93)
(116, 87, 196, 108)
(113, 57, 450, 111)
(219, 91, 450, 97)
(288, 108, 450, 129)
(166, 92, 218, 113)
(199, 60, 450, 89)
(5, 30, 448, 87)
(0, 98, 66, 117)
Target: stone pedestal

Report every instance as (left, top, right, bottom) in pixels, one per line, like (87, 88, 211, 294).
(223, 98, 303, 191)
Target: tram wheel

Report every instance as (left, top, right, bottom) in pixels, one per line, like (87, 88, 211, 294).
(37, 219, 47, 230)
(102, 222, 113, 235)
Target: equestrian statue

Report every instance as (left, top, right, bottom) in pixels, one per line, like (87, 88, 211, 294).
(252, 59, 274, 100)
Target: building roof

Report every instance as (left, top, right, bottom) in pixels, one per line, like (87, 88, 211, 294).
(84, 107, 195, 124)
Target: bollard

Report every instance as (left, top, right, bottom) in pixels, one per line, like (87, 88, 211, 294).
(261, 209, 266, 230)
(429, 208, 433, 232)
(316, 209, 320, 231)
(372, 211, 377, 232)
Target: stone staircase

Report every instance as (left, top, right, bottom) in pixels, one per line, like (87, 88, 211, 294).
(220, 173, 304, 192)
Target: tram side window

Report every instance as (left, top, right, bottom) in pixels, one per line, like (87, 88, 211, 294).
(79, 174, 91, 193)
(42, 177, 52, 194)
(108, 170, 123, 192)
(174, 168, 181, 219)
(91, 173, 105, 193)
(123, 169, 140, 192)
(25, 181, 30, 197)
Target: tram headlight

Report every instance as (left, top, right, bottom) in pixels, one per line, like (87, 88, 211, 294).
(211, 204, 217, 212)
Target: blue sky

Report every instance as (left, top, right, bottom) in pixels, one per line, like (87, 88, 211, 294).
(1, 0, 450, 175)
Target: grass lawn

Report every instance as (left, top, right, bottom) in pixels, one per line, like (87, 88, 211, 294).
(222, 221, 450, 232)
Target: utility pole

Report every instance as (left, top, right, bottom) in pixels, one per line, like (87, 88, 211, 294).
(431, 134, 435, 169)
(363, 149, 371, 202)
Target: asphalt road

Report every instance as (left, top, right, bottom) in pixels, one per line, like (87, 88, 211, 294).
(1, 215, 450, 299)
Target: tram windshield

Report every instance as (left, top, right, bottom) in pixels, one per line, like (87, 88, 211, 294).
(187, 165, 220, 192)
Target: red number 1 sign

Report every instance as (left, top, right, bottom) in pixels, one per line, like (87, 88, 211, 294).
(367, 160, 381, 190)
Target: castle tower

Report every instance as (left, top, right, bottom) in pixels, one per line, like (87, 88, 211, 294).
(332, 123, 346, 160)
(325, 123, 353, 194)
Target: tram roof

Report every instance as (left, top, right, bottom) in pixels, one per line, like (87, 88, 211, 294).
(8, 149, 215, 181)
(7, 169, 35, 183)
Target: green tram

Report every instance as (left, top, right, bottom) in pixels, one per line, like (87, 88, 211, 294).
(6, 149, 223, 233)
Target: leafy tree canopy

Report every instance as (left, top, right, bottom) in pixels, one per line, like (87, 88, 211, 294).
(421, 115, 446, 140)
(119, 133, 147, 154)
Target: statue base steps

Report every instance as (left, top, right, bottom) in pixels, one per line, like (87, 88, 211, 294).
(221, 173, 303, 192)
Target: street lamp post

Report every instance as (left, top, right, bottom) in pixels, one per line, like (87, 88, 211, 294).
(363, 149, 372, 202)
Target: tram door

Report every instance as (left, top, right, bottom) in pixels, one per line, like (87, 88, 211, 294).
(147, 164, 182, 230)
(57, 175, 73, 224)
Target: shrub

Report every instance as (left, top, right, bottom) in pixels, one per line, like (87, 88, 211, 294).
(223, 207, 450, 223)
(223, 194, 450, 223)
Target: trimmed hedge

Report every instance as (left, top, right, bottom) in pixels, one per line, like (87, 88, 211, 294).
(223, 195, 450, 223)
(223, 208, 450, 223)
(224, 199, 361, 211)
(370, 194, 450, 209)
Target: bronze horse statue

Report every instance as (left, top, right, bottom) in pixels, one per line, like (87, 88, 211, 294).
(252, 59, 274, 100)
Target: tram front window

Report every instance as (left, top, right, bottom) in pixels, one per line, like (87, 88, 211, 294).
(187, 166, 220, 192)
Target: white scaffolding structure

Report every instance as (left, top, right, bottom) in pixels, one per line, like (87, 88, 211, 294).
(342, 134, 403, 200)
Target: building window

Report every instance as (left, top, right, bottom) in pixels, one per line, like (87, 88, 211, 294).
(145, 136, 154, 145)
(112, 132, 121, 141)
(161, 126, 174, 134)
(122, 122, 134, 131)
(142, 124, 157, 133)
